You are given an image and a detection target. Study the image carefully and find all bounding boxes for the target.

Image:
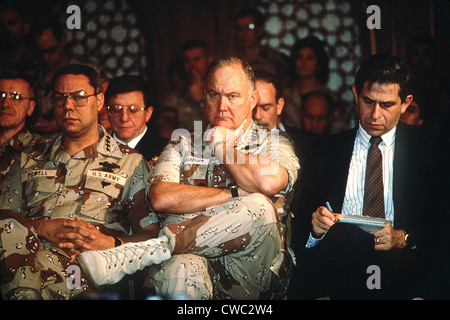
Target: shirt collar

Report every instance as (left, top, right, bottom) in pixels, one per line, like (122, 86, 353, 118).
(47, 125, 123, 162)
(113, 126, 147, 149)
(357, 123, 396, 149)
(277, 122, 286, 132)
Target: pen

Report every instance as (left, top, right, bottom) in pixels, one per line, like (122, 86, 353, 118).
(325, 201, 333, 213)
(326, 201, 336, 222)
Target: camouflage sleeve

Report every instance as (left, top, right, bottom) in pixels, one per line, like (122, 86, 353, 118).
(148, 140, 184, 186)
(126, 158, 160, 233)
(267, 132, 300, 195)
(0, 155, 25, 213)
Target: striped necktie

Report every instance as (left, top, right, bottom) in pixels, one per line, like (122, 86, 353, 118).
(362, 136, 385, 218)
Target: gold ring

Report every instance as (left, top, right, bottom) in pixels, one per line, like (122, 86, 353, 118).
(375, 237, 379, 244)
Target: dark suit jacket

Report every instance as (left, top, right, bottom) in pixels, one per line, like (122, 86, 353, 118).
(283, 125, 322, 168)
(133, 127, 168, 162)
(291, 122, 449, 257)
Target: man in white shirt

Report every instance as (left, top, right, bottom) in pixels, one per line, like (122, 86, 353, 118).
(104, 75, 167, 162)
(288, 53, 449, 299)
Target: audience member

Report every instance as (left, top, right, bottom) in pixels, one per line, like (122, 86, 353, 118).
(31, 19, 103, 136)
(405, 35, 450, 133)
(0, 64, 159, 300)
(156, 107, 178, 140)
(30, 19, 71, 135)
(166, 57, 187, 92)
(105, 75, 168, 162)
(288, 53, 449, 300)
(97, 103, 113, 134)
(283, 36, 349, 133)
(253, 70, 320, 167)
(159, 39, 211, 133)
(0, 71, 45, 190)
(299, 91, 336, 136)
(97, 79, 113, 134)
(0, 1, 39, 78)
(399, 81, 426, 127)
(232, 7, 292, 87)
(400, 100, 422, 126)
(77, 57, 300, 300)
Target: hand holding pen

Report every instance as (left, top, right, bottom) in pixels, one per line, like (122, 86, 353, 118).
(311, 202, 342, 238)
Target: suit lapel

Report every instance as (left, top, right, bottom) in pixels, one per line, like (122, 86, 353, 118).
(392, 122, 411, 227)
(330, 128, 358, 212)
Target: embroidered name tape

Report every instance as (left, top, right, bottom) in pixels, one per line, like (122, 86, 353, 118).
(184, 156, 209, 165)
(87, 170, 127, 186)
(22, 169, 57, 182)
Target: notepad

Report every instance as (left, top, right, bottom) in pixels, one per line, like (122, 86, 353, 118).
(336, 215, 389, 233)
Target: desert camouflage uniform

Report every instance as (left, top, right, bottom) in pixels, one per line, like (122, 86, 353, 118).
(0, 127, 47, 191)
(0, 126, 157, 299)
(144, 120, 300, 299)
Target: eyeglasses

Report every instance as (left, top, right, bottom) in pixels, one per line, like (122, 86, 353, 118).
(0, 91, 35, 104)
(49, 90, 97, 108)
(107, 104, 145, 116)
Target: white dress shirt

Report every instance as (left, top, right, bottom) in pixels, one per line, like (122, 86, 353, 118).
(306, 124, 396, 248)
(113, 126, 147, 149)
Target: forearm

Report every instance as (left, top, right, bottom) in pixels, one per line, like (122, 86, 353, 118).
(216, 144, 288, 195)
(149, 181, 232, 214)
(117, 224, 160, 245)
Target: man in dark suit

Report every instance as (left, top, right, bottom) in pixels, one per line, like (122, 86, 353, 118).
(105, 75, 168, 162)
(288, 53, 449, 299)
(253, 69, 320, 167)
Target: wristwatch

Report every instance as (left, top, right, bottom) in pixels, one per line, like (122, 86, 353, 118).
(404, 232, 409, 245)
(403, 231, 415, 249)
(229, 183, 239, 197)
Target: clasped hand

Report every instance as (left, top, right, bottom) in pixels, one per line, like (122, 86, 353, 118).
(35, 217, 114, 259)
(312, 206, 406, 251)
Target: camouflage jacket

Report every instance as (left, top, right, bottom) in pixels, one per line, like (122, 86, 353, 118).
(0, 126, 157, 239)
(0, 127, 47, 191)
(149, 120, 300, 218)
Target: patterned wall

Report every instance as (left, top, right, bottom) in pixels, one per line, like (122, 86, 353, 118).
(51, 0, 147, 80)
(255, 0, 362, 123)
(51, 0, 361, 122)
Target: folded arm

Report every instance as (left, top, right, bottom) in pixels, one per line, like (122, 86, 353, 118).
(214, 142, 289, 196)
(149, 181, 234, 214)
(210, 125, 290, 196)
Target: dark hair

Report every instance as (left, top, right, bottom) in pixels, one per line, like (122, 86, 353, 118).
(0, 71, 35, 93)
(233, 7, 265, 28)
(207, 57, 255, 91)
(291, 36, 329, 84)
(180, 39, 207, 55)
(254, 69, 283, 101)
(354, 53, 410, 102)
(51, 64, 103, 94)
(0, 0, 28, 21)
(301, 90, 336, 116)
(32, 17, 64, 42)
(104, 75, 153, 107)
(406, 35, 438, 65)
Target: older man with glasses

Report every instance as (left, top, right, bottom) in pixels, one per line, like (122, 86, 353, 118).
(0, 64, 159, 300)
(0, 71, 45, 190)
